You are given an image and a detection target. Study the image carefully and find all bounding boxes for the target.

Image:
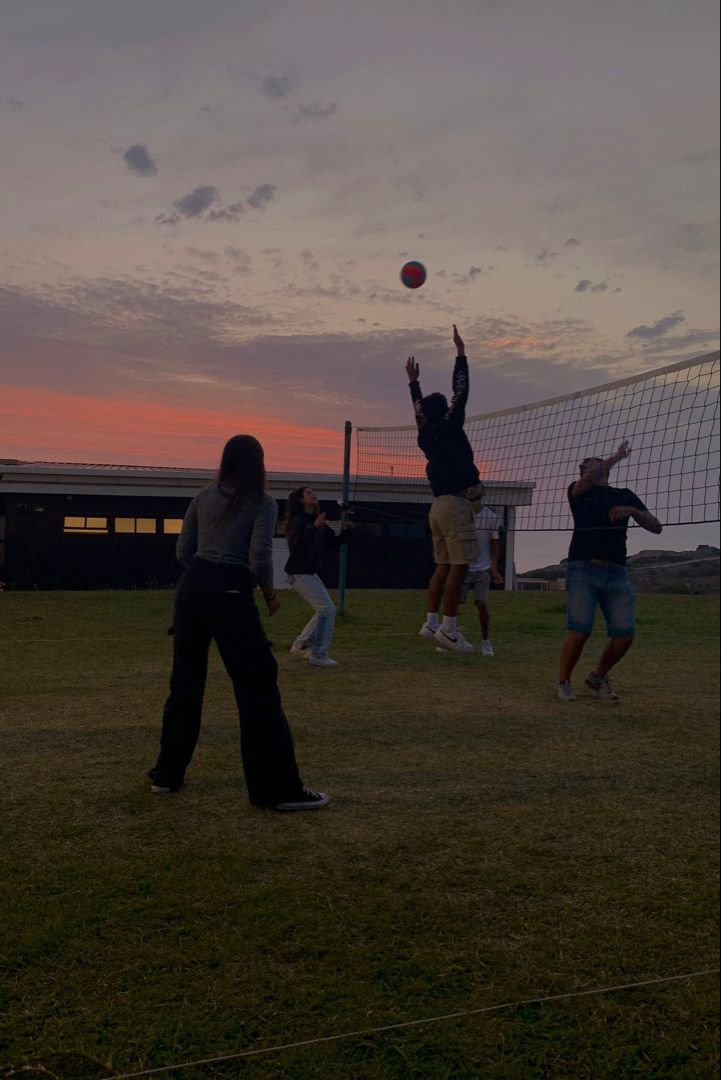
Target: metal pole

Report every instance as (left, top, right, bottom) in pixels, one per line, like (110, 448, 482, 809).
(504, 505, 516, 591)
(338, 420, 352, 614)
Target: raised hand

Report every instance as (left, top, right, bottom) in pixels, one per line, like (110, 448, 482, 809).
(405, 356, 419, 381)
(314, 512, 327, 529)
(452, 323, 465, 355)
(616, 440, 631, 460)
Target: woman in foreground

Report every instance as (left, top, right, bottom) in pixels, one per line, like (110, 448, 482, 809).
(148, 435, 329, 811)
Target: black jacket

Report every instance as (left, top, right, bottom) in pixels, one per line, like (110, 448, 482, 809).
(409, 354, 480, 496)
(284, 512, 350, 576)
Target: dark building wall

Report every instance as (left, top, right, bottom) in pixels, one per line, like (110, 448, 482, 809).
(1, 491, 509, 590)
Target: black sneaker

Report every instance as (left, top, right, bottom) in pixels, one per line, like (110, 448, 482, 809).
(273, 787, 330, 811)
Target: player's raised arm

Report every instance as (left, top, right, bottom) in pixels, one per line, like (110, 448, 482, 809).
(406, 356, 424, 426)
(570, 440, 630, 498)
(447, 324, 469, 426)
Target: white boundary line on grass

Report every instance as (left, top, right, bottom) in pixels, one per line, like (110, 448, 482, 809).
(103, 968, 719, 1079)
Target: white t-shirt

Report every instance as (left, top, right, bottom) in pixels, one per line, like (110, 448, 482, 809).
(468, 506, 500, 572)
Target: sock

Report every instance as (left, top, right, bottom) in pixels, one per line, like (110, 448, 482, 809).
(441, 616, 458, 633)
(426, 612, 440, 630)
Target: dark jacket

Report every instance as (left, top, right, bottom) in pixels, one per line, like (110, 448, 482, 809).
(409, 354, 480, 496)
(284, 511, 350, 576)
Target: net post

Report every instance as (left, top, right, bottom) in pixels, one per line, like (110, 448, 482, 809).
(504, 506, 516, 591)
(338, 420, 352, 614)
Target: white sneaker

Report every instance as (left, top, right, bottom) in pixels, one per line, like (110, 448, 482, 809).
(434, 626, 474, 653)
(308, 654, 338, 668)
(419, 622, 439, 642)
(481, 639, 494, 657)
(555, 680, 576, 702)
(290, 642, 309, 657)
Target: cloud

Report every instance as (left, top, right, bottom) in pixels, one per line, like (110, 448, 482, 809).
(261, 75, 291, 99)
(246, 183, 277, 210)
(207, 200, 244, 223)
(224, 245, 251, 274)
(533, 248, 558, 266)
(300, 249, 319, 272)
(565, 237, 580, 247)
(294, 100, 337, 121)
(156, 184, 273, 226)
(574, 279, 609, 293)
(122, 143, 158, 177)
(627, 310, 685, 340)
(3, 96, 24, 110)
(451, 265, 489, 286)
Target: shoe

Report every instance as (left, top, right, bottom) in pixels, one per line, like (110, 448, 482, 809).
(273, 787, 331, 811)
(434, 626, 473, 653)
(555, 680, 576, 702)
(308, 654, 338, 668)
(481, 639, 494, 657)
(419, 622, 439, 642)
(290, 642, 310, 657)
(148, 771, 182, 794)
(585, 671, 619, 703)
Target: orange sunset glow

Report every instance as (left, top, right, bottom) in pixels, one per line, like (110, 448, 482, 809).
(0, 384, 343, 472)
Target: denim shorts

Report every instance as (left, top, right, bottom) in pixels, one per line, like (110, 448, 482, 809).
(565, 559, 636, 638)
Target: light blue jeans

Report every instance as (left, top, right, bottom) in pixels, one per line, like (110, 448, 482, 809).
(288, 573, 336, 658)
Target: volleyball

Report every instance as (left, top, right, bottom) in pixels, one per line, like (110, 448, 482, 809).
(400, 260, 426, 289)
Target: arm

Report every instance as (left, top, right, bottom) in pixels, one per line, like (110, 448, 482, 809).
(446, 324, 469, 427)
(406, 356, 424, 427)
(609, 504, 663, 534)
(490, 535, 504, 585)
(249, 498, 279, 611)
(175, 498, 199, 568)
(570, 440, 631, 498)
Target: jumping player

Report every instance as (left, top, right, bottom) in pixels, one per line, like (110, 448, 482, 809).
(405, 324, 480, 653)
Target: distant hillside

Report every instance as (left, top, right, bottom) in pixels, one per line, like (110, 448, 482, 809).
(519, 545, 720, 595)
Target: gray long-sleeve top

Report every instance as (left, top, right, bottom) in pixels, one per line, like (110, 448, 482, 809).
(176, 485, 277, 590)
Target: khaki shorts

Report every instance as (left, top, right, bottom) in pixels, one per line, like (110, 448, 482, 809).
(461, 570, 491, 604)
(429, 495, 479, 566)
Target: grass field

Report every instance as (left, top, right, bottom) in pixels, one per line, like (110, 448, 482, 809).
(1, 589, 719, 1080)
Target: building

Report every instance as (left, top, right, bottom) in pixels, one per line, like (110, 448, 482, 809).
(0, 461, 534, 590)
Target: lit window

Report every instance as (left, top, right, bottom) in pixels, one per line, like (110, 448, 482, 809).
(163, 519, 183, 535)
(114, 518, 157, 535)
(64, 516, 108, 535)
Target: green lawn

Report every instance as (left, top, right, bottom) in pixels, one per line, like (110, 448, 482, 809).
(1, 590, 719, 1080)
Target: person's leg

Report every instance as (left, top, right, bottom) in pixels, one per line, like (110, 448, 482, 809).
(477, 601, 490, 638)
(210, 584, 304, 805)
(150, 572, 211, 789)
(428, 563, 450, 613)
(439, 495, 478, 622)
(558, 561, 597, 693)
(441, 564, 469, 619)
(288, 573, 336, 658)
(559, 629, 590, 682)
(595, 635, 634, 676)
(589, 567, 636, 695)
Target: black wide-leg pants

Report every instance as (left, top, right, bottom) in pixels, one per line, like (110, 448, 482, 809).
(150, 558, 303, 804)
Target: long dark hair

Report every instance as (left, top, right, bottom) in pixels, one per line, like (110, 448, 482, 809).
(215, 435, 266, 514)
(285, 485, 313, 526)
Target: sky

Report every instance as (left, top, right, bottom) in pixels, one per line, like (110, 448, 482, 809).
(1, 0, 719, 563)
